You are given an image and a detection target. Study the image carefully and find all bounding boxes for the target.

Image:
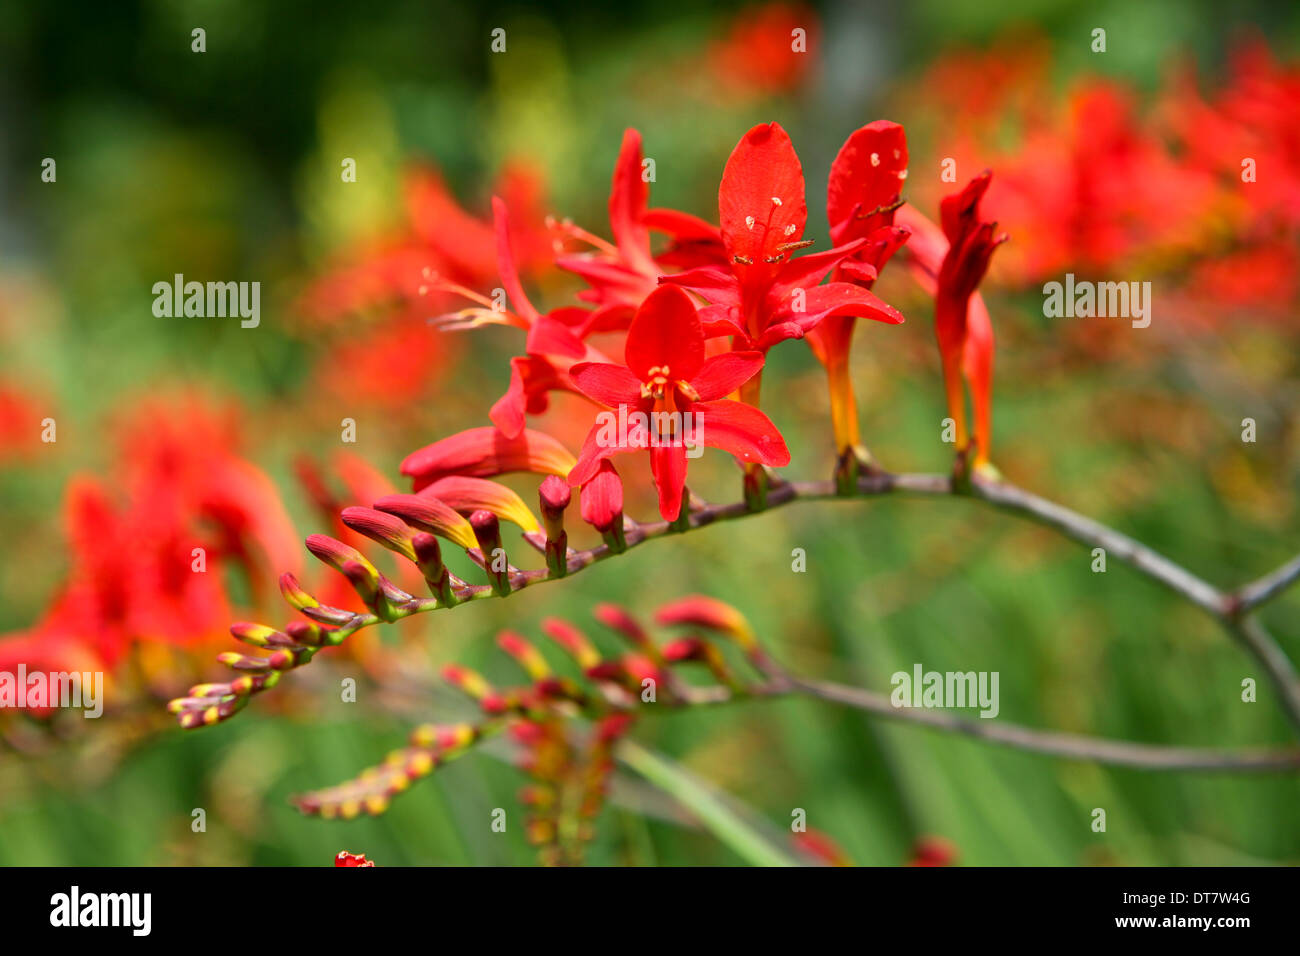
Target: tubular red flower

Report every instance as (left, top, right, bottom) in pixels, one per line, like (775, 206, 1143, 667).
(401, 426, 576, 489)
(804, 121, 914, 456)
(897, 174, 1005, 467)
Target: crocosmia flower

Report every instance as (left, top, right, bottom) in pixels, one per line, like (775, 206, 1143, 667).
(898, 172, 1006, 469)
(664, 122, 904, 367)
(807, 120, 913, 457)
(566, 285, 789, 521)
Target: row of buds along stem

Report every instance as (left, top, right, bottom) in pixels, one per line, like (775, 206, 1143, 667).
(289, 597, 776, 864)
(167, 428, 641, 730)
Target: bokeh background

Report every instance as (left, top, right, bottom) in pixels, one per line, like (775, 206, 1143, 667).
(1, 0, 1298, 865)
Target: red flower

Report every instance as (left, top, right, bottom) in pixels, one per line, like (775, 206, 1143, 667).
(708, 3, 817, 99)
(334, 850, 377, 867)
(566, 285, 788, 521)
(438, 198, 613, 439)
(806, 120, 913, 456)
(0, 396, 301, 699)
(555, 128, 725, 329)
(440, 130, 723, 439)
(400, 425, 576, 490)
(897, 173, 1005, 468)
(664, 122, 904, 359)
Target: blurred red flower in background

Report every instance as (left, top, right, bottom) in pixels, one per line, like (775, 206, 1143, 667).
(708, 3, 817, 99)
(0, 396, 301, 711)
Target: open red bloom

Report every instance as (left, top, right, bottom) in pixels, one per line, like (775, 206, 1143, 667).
(807, 120, 913, 454)
(897, 173, 1006, 467)
(664, 122, 904, 353)
(566, 285, 788, 520)
(437, 131, 724, 440)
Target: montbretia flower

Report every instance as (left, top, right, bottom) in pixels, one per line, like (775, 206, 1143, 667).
(555, 128, 726, 328)
(300, 162, 550, 327)
(0, 397, 300, 695)
(806, 121, 913, 461)
(432, 198, 612, 438)
(663, 122, 904, 376)
(436, 130, 724, 439)
(897, 173, 1006, 469)
(566, 285, 789, 521)
(400, 426, 576, 490)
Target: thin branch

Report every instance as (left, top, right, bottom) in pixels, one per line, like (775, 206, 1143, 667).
(170, 468, 1300, 739)
(965, 476, 1228, 616)
(671, 674, 1300, 772)
(779, 676, 1300, 772)
(1235, 552, 1300, 614)
(1221, 615, 1300, 727)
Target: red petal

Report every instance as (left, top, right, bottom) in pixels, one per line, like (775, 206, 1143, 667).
(568, 418, 632, 486)
(768, 239, 865, 302)
(650, 442, 688, 521)
(401, 427, 575, 488)
(719, 123, 807, 276)
(939, 169, 993, 247)
(489, 356, 566, 438)
(698, 304, 749, 340)
(693, 399, 790, 466)
(827, 121, 909, 245)
(643, 207, 721, 242)
(524, 313, 586, 359)
(658, 264, 742, 308)
(690, 351, 764, 401)
(608, 129, 656, 277)
(579, 460, 624, 532)
(624, 285, 704, 381)
(492, 197, 540, 323)
(774, 282, 905, 332)
(569, 361, 642, 408)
